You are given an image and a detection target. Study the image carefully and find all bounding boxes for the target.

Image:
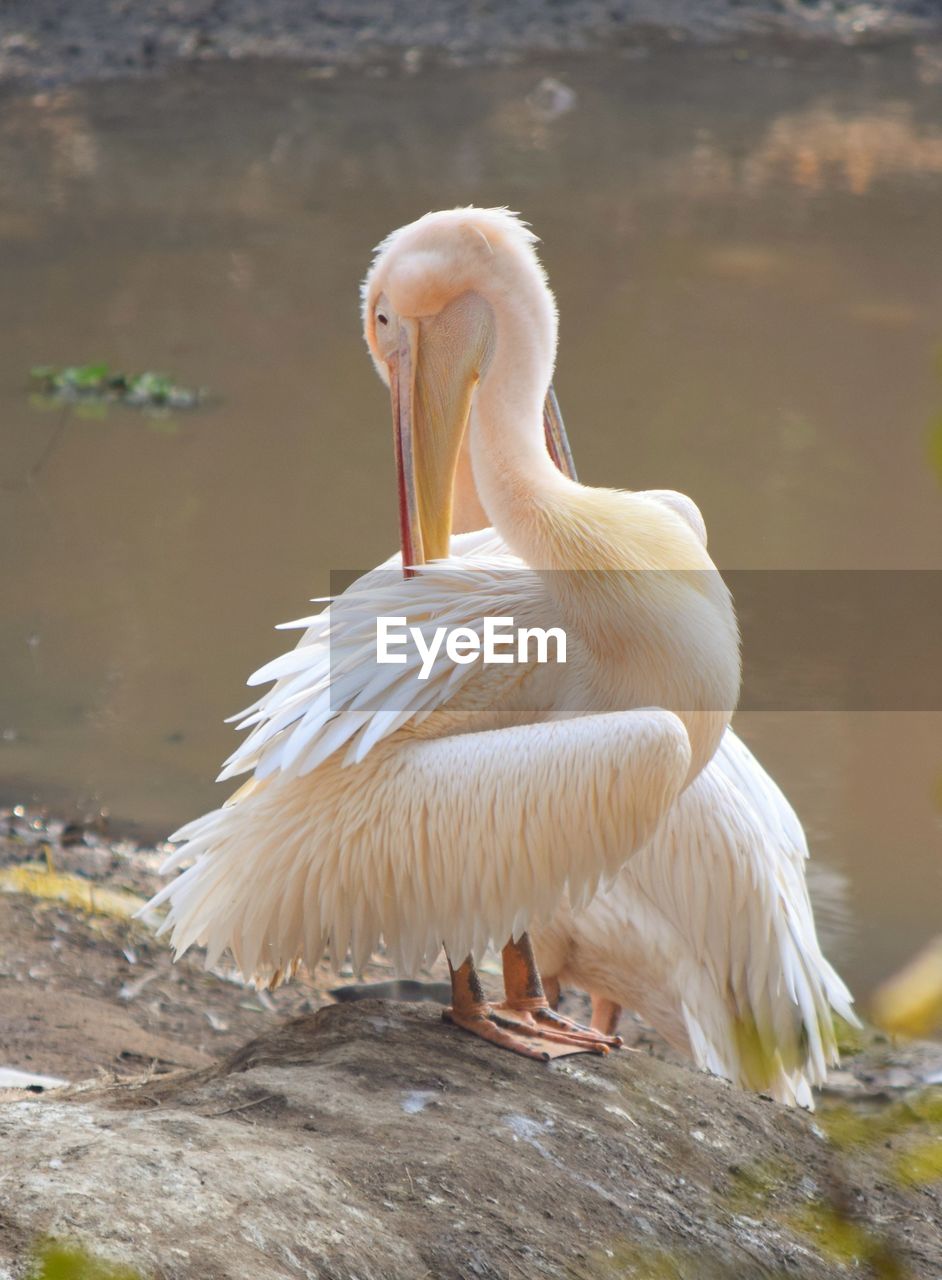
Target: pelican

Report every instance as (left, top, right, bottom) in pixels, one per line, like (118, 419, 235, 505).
(444, 407, 858, 1105)
(443, 387, 858, 1105)
(147, 207, 740, 1060)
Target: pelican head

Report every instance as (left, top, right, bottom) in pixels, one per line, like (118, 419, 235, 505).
(362, 208, 560, 571)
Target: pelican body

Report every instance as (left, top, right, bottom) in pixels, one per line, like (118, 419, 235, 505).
(443, 441, 857, 1105)
(148, 208, 740, 1060)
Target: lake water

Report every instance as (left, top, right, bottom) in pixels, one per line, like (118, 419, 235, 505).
(1, 46, 940, 999)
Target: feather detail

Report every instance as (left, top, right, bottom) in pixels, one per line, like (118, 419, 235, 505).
(532, 728, 858, 1110)
(142, 521, 720, 984)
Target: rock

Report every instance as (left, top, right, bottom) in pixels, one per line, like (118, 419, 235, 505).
(1, 1001, 940, 1279)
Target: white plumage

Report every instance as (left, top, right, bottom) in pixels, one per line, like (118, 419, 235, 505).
(146, 207, 854, 1087)
(147, 514, 732, 972)
(148, 524, 723, 979)
(146, 211, 744, 1062)
(151, 515, 853, 1103)
(532, 729, 857, 1108)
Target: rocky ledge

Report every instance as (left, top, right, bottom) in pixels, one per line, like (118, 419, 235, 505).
(1, 1001, 941, 1280)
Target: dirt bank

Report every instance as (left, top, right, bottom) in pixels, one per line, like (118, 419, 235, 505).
(1, 0, 941, 90)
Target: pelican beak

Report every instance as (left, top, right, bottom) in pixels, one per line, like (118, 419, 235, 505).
(388, 311, 481, 576)
(543, 384, 578, 482)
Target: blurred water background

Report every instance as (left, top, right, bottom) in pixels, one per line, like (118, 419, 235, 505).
(1, 45, 940, 996)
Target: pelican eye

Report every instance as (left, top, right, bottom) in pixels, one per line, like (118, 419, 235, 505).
(377, 312, 388, 326)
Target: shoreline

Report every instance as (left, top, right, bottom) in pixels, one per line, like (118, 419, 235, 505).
(1, 1, 941, 91)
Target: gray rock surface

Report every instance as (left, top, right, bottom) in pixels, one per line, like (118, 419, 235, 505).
(2, 1002, 940, 1279)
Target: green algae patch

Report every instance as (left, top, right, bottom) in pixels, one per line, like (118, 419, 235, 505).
(577, 1241, 687, 1278)
(29, 364, 207, 413)
(723, 1156, 795, 1214)
(788, 1201, 910, 1278)
(819, 1088, 942, 1152)
(895, 1138, 942, 1188)
(28, 1241, 147, 1280)
(0, 861, 147, 920)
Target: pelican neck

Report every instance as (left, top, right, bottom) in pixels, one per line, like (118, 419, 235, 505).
(467, 291, 575, 567)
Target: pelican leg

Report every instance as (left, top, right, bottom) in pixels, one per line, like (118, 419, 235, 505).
(496, 934, 623, 1052)
(543, 974, 561, 1009)
(443, 955, 554, 1061)
(590, 996, 623, 1038)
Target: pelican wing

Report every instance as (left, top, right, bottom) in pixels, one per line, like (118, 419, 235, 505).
(535, 730, 857, 1107)
(214, 502, 713, 791)
(150, 706, 693, 981)
(663, 755, 855, 1105)
(150, 528, 699, 980)
(711, 729, 809, 867)
(214, 528, 533, 786)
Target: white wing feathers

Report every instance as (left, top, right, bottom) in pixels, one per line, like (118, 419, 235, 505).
(664, 761, 852, 1105)
(150, 529, 695, 979)
(213, 530, 526, 786)
(712, 729, 809, 864)
(153, 707, 692, 981)
(535, 731, 857, 1107)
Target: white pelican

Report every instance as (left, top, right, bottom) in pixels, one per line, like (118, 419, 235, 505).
(147, 207, 740, 1060)
(447, 399, 858, 1106)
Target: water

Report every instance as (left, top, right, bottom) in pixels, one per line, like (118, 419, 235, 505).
(1, 47, 940, 998)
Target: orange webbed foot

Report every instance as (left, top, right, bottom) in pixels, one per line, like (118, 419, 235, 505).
(443, 939, 623, 1062)
(503, 998, 623, 1050)
(443, 1002, 609, 1060)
